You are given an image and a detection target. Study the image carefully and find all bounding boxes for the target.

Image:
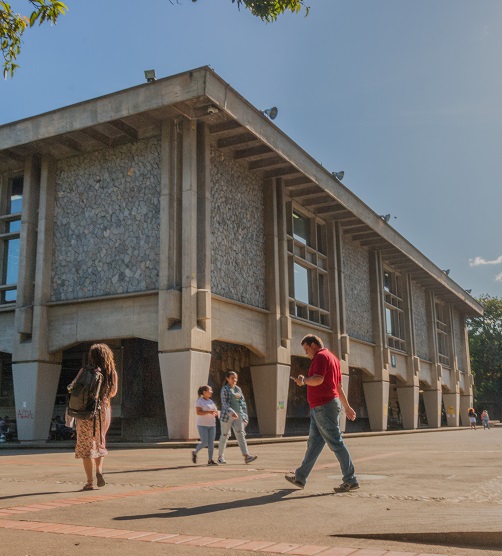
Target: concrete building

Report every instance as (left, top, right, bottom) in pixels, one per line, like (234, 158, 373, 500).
(0, 67, 482, 443)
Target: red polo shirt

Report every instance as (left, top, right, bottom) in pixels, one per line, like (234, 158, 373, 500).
(307, 348, 341, 408)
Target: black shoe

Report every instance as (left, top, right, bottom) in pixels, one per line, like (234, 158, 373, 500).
(284, 474, 304, 489)
(334, 481, 359, 493)
(207, 460, 218, 466)
(192, 450, 197, 464)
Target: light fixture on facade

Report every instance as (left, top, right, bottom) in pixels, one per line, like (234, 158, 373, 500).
(442, 269, 450, 276)
(465, 289, 472, 294)
(144, 69, 156, 83)
(262, 107, 278, 120)
(332, 171, 344, 181)
(380, 214, 391, 223)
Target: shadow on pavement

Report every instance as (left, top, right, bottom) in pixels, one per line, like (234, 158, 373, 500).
(106, 465, 194, 474)
(333, 531, 502, 550)
(114, 489, 336, 520)
(0, 491, 64, 501)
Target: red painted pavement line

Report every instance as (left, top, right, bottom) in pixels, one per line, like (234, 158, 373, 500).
(0, 519, 460, 556)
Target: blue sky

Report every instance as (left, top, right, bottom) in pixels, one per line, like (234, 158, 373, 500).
(2, 0, 501, 298)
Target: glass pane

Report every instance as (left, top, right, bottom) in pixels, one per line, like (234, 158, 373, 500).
(383, 271, 391, 292)
(293, 211, 310, 245)
(294, 263, 310, 304)
(385, 308, 393, 335)
(5, 237, 20, 285)
(10, 177, 23, 214)
(4, 289, 17, 303)
(7, 220, 21, 234)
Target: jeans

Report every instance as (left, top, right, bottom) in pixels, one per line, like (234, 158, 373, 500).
(219, 416, 248, 457)
(195, 425, 216, 460)
(295, 398, 357, 486)
(483, 420, 490, 430)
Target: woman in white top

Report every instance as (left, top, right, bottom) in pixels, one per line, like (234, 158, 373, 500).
(192, 385, 219, 465)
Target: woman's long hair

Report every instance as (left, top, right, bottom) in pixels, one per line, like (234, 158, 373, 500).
(88, 343, 118, 400)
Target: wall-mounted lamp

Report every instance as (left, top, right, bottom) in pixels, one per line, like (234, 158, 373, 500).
(442, 269, 450, 276)
(332, 171, 344, 181)
(380, 214, 391, 223)
(144, 69, 156, 83)
(465, 289, 472, 294)
(262, 107, 278, 120)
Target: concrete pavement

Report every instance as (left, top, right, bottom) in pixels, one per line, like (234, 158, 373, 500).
(1, 428, 501, 556)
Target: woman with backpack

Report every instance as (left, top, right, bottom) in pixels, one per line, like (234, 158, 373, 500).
(69, 343, 118, 490)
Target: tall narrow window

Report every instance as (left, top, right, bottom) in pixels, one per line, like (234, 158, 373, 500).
(383, 268, 405, 351)
(1, 176, 23, 304)
(435, 301, 450, 367)
(287, 208, 330, 326)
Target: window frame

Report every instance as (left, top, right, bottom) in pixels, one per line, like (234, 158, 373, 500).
(383, 266, 406, 352)
(435, 300, 451, 367)
(287, 205, 330, 327)
(0, 175, 23, 305)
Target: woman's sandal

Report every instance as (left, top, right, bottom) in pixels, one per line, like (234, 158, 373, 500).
(82, 483, 94, 491)
(96, 473, 105, 488)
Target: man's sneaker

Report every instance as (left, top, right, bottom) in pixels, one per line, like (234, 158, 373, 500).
(244, 454, 258, 464)
(334, 481, 359, 493)
(192, 450, 197, 464)
(207, 460, 218, 466)
(284, 473, 304, 489)
(217, 456, 227, 464)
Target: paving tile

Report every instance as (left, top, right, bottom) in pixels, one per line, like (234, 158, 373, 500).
(56, 526, 95, 535)
(182, 536, 226, 546)
(132, 533, 180, 542)
(285, 546, 330, 555)
(258, 542, 302, 553)
(234, 540, 278, 551)
(344, 550, 386, 556)
(34, 523, 73, 532)
(156, 534, 202, 544)
(96, 530, 152, 539)
(384, 552, 418, 556)
(317, 549, 358, 556)
(73, 527, 116, 536)
(203, 538, 250, 548)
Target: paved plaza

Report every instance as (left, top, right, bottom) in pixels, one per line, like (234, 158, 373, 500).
(0, 428, 501, 556)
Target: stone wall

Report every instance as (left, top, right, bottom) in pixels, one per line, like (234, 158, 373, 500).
(452, 308, 466, 372)
(210, 147, 266, 309)
(342, 237, 373, 343)
(51, 138, 161, 301)
(412, 282, 430, 361)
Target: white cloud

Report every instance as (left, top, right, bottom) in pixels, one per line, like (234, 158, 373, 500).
(496, 273, 502, 282)
(469, 255, 502, 267)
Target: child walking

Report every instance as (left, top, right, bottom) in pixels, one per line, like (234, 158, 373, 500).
(192, 386, 219, 466)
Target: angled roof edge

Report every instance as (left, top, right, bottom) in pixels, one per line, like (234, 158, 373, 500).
(0, 66, 483, 317)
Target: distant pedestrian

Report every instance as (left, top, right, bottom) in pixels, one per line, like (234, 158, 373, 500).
(481, 410, 490, 430)
(192, 386, 219, 465)
(468, 407, 477, 430)
(217, 371, 257, 465)
(285, 335, 358, 493)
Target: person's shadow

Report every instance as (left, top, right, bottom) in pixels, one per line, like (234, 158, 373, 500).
(114, 489, 335, 521)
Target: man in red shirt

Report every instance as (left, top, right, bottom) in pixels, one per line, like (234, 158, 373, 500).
(285, 334, 359, 492)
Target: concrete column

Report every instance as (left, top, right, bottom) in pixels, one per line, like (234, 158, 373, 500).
(12, 362, 61, 442)
(443, 392, 460, 427)
(423, 389, 442, 428)
(396, 385, 419, 429)
(363, 380, 389, 431)
(250, 364, 290, 436)
(159, 351, 211, 440)
(339, 374, 349, 433)
(459, 394, 473, 426)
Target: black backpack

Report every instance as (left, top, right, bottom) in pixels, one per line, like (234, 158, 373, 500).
(67, 365, 103, 420)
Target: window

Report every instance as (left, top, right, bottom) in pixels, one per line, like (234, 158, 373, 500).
(383, 268, 405, 351)
(435, 301, 450, 367)
(1, 176, 23, 304)
(288, 208, 330, 326)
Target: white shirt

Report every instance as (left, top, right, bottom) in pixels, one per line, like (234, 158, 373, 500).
(196, 397, 217, 427)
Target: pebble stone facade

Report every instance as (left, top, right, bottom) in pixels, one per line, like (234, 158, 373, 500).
(51, 138, 161, 301)
(210, 146, 266, 309)
(412, 282, 430, 362)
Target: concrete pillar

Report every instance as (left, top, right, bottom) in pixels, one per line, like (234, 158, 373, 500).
(159, 350, 211, 440)
(339, 374, 349, 433)
(423, 389, 442, 428)
(459, 394, 473, 426)
(443, 392, 460, 427)
(12, 362, 61, 442)
(250, 364, 290, 436)
(363, 380, 389, 431)
(396, 385, 419, 429)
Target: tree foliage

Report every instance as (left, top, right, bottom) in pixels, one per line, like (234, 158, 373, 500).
(193, 0, 309, 22)
(1, 1, 67, 78)
(467, 294, 502, 404)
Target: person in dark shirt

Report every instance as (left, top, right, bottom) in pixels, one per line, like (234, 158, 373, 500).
(285, 334, 358, 493)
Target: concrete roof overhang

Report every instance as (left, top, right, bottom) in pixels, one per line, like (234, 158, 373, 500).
(0, 66, 483, 317)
